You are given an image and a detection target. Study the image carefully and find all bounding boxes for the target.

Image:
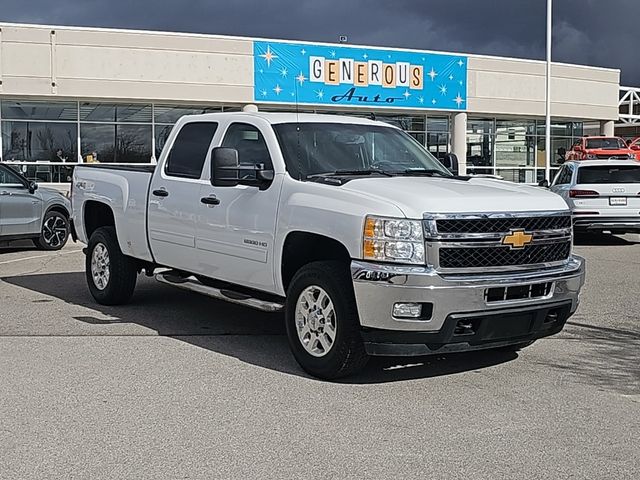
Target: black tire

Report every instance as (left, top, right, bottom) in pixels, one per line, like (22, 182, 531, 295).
(86, 226, 137, 305)
(285, 261, 368, 380)
(495, 340, 535, 353)
(34, 210, 69, 250)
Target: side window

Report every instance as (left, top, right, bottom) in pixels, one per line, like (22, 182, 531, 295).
(221, 123, 273, 179)
(165, 122, 218, 179)
(552, 166, 566, 186)
(0, 166, 25, 186)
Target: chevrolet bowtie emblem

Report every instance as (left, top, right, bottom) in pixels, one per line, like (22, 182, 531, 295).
(502, 229, 533, 249)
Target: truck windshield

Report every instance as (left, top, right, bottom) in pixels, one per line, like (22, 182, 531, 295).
(577, 165, 640, 184)
(585, 138, 627, 150)
(273, 122, 451, 179)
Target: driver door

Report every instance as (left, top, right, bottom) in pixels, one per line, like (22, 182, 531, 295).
(0, 166, 42, 237)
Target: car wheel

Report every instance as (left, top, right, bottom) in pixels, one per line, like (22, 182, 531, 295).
(86, 226, 138, 305)
(285, 261, 368, 380)
(34, 210, 69, 250)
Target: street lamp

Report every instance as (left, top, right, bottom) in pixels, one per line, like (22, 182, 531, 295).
(545, 0, 552, 183)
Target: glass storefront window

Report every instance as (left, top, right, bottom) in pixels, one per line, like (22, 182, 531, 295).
(80, 103, 152, 123)
(1, 121, 77, 162)
(466, 133, 493, 175)
(81, 124, 151, 163)
(427, 117, 449, 133)
(495, 121, 535, 168)
(154, 105, 222, 124)
(1, 100, 78, 121)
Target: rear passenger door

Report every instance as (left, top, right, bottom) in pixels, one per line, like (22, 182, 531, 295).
(148, 122, 218, 272)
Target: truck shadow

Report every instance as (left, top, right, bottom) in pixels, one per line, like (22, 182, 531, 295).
(3, 271, 517, 384)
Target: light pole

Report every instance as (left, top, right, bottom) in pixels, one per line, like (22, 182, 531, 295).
(545, 0, 552, 183)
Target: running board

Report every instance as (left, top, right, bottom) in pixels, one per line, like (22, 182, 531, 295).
(155, 272, 284, 312)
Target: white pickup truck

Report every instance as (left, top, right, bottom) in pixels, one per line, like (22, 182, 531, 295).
(71, 110, 586, 379)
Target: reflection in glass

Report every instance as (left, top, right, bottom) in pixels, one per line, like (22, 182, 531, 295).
(1, 121, 77, 161)
(81, 124, 151, 163)
(1, 100, 78, 121)
(80, 103, 152, 123)
(154, 105, 221, 124)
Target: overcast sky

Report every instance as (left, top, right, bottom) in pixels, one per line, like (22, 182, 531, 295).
(1, 0, 638, 85)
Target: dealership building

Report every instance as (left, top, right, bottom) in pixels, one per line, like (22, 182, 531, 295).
(0, 22, 624, 184)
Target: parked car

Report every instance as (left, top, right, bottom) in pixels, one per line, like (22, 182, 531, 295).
(627, 137, 640, 160)
(71, 111, 585, 379)
(550, 159, 640, 234)
(0, 163, 71, 250)
(565, 136, 636, 161)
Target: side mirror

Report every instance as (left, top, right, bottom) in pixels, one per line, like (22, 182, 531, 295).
(440, 153, 459, 175)
(538, 179, 550, 188)
(631, 145, 640, 151)
(211, 147, 240, 187)
(28, 181, 38, 193)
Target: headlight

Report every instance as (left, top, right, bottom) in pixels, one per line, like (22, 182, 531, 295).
(586, 154, 597, 159)
(363, 216, 425, 264)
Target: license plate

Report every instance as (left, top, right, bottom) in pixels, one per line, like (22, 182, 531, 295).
(609, 197, 627, 206)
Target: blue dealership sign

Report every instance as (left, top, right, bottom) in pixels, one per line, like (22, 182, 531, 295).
(253, 41, 467, 110)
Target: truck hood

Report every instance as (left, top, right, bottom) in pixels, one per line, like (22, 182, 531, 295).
(340, 176, 568, 218)
(585, 148, 633, 156)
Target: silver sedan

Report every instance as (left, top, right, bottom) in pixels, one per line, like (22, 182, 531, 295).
(549, 159, 640, 234)
(0, 164, 71, 250)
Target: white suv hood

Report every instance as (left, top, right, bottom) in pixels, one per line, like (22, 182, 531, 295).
(341, 176, 568, 218)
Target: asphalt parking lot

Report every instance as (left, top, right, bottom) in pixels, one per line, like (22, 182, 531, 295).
(0, 235, 639, 479)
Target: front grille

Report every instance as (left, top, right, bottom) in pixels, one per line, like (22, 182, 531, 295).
(439, 241, 571, 269)
(595, 154, 629, 160)
(436, 216, 571, 234)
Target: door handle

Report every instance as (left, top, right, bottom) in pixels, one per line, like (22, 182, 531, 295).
(200, 196, 221, 206)
(152, 189, 169, 197)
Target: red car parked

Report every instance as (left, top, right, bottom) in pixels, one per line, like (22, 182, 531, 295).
(565, 136, 636, 161)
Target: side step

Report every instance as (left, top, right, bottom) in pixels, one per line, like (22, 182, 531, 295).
(155, 272, 284, 313)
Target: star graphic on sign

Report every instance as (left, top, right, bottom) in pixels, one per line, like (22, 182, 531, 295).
(403, 90, 411, 99)
(315, 89, 324, 99)
(432, 99, 437, 105)
(260, 89, 268, 97)
(454, 94, 465, 107)
(259, 45, 278, 67)
(459, 80, 463, 86)
(273, 84, 283, 95)
(387, 54, 392, 59)
(279, 67, 288, 78)
(330, 50, 336, 58)
(296, 72, 307, 85)
(363, 53, 369, 59)
(418, 96, 424, 104)
(457, 59, 464, 67)
(301, 48, 307, 55)
(291, 92, 296, 97)
(439, 84, 447, 95)
(448, 74, 454, 81)
(259, 69, 264, 74)
(428, 68, 438, 81)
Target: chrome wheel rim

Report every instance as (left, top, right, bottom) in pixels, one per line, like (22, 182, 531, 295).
(91, 243, 110, 291)
(42, 214, 67, 248)
(295, 285, 337, 357)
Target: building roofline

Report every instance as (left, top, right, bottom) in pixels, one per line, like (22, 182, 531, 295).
(0, 21, 621, 74)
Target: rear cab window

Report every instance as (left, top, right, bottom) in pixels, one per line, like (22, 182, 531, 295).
(165, 122, 219, 179)
(577, 165, 640, 184)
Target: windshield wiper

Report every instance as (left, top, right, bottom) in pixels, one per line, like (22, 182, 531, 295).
(309, 169, 395, 178)
(399, 168, 450, 177)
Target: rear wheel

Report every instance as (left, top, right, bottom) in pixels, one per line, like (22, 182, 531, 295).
(34, 210, 69, 250)
(285, 261, 368, 380)
(86, 226, 137, 305)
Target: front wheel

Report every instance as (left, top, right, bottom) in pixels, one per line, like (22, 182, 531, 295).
(86, 226, 138, 305)
(34, 210, 69, 250)
(285, 261, 368, 380)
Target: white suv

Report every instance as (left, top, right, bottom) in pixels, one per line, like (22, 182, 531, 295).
(550, 160, 640, 234)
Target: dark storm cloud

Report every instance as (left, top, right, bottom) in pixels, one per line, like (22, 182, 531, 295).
(1, 0, 638, 84)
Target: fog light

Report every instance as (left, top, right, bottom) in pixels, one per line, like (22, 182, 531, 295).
(393, 303, 422, 319)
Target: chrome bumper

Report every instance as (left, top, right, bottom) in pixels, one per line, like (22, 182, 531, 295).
(351, 255, 585, 333)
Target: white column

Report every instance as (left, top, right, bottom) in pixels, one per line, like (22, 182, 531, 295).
(600, 120, 615, 136)
(451, 112, 467, 175)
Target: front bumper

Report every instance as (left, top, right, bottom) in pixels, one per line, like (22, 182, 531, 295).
(351, 255, 585, 356)
(573, 216, 640, 232)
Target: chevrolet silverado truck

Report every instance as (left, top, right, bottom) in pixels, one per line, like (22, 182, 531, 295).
(71, 110, 586, 379)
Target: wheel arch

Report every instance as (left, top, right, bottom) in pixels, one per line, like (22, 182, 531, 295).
(83, 200, 116, 241)
(280, 231, 352, 292)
